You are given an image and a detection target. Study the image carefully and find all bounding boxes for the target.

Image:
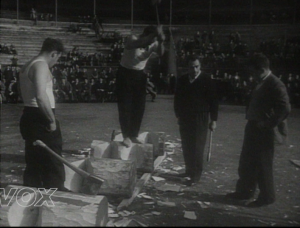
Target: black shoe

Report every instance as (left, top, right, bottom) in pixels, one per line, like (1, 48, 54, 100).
(182, 177, 195, 186)
(247, 199, 274, 207)
(225, 192, 253, 200)
(182, 176, 200, 187)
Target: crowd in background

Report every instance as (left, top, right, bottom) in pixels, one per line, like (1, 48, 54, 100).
(1, 62, 299, 107)
(0, 26, 299, 107)
(0, 44, 18, 55)
(0, 61, 299, 107)
(176, 30, 249, 69)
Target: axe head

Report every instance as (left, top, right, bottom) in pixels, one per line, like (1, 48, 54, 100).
(80, 174, 105, 195)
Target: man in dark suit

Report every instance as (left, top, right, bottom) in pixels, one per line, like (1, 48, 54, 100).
(226, 53, 291, 207)
(174, 55, 219, 186)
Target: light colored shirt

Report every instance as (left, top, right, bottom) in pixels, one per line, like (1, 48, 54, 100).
(120, 35, 159, 70)
(20, 59, 55, 108)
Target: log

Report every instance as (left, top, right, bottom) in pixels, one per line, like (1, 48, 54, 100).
(135, 143, 154, 173)
(137, 132, 161, 157)
(0, 185, 39, 227)
(82, 158, 136, 198)
(64, 158, 87, 193)
(113, 132, 165, 157)
(91, 140, 116, 158)
(36, 191, 108, 227)
(110, 141, 154, 173)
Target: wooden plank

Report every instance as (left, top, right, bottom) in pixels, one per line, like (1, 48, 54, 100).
(117, 151, 166, 211)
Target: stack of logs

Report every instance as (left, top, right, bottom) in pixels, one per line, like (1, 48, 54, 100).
(0, 131, 165, 227)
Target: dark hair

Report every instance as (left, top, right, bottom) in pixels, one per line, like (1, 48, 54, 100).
(40, 38, 64, 54)
(247, 53, 270, 70)
(187, 54, 201, 64)
(142, 25, 156, 36)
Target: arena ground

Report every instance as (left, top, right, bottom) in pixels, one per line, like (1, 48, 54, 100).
(1, 95, 300, 226)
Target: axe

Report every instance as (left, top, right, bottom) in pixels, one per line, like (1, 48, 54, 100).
(33, 140, 105, 194)
(207, 130, 213, 162)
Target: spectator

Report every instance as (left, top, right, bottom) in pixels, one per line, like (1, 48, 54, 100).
(58, 77, 73, 102)
(11, 55, 19, 66)
(72, 78, 82, 102)
(94, 78, 107, 102)
(81, 78, 91, 102)
(0, 79, 6, 104)
(169, 73, 176, 94)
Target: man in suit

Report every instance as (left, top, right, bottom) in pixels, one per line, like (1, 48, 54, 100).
(174, 55, 219, 186)
(226, 53, 291, 207)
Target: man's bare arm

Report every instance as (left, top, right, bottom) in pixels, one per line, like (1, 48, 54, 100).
(31, 62, 56, 131)
(125, 33, 158, 50)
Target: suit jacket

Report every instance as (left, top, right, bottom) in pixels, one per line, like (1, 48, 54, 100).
(174, 72, 219, 121)
(246, 73, 291, 128)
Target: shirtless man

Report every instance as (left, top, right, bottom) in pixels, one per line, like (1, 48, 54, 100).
(115, 25, 165, 147)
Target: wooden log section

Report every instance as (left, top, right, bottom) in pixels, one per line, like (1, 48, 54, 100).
(110, 141, 154, 173)
(37, 191, 108, 227)
(138, 132, 160, 157)
(82, 158, 137, 198)
(117, 131, 165, 157)
(64, 158, 87, 193)
(91, 140, 117, 158)
(0, 185, 39, 227)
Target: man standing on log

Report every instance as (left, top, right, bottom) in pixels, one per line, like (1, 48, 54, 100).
(174, 55, 219, 186)
(116, 25, 165, 147)
(226, 53, 291, 207)
(19, 38, 66, 190)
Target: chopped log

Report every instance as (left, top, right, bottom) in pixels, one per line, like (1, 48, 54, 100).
(113, 132, 165, 156)
(113, 133, 124, 142)
(91, 140, 114, 158)
(137, 132, 160, 157)
(36, 191, 108, 227)
(0, 185, 39, 227)
(82, 158, 136, 198)
(64, 159, 87, 193)
(110, 141, 154, 173)
(135, 143, 154, 173)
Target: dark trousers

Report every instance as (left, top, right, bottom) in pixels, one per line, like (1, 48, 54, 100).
(19, 107, 65, 190)
(116, 66, 147, 138)
(179, 112, 209, 180)
(235, 121, 275, 203)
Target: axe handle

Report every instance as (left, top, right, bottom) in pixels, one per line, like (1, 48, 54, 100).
(207, 131, 213, 162)
(33, 140, 105, 185)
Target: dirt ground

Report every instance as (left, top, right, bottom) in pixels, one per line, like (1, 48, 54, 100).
(1, 95, 300, 227)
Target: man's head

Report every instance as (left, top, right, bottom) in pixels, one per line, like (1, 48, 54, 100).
(188, 55, 201, 78)
(40, 38, 64, 68)
(247, 53, 270, 80)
